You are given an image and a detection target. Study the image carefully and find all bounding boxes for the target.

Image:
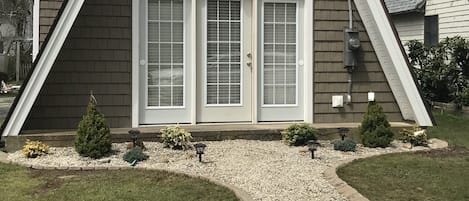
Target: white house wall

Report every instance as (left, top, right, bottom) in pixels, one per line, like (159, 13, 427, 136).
(392, 13, 424, 46)
(426, 0, 469, 40)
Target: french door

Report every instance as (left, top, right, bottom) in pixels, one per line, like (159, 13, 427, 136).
(138, 0, 304, 125)
(139, 0, 193, 124)
(196, 0, 253, 123)
(258, 0, 304, 121)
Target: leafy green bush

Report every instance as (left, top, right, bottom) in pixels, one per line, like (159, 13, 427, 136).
(360, 102, 394, 148)
(160, 126, 192, 150)
(407, 37, 469, 107)
(22, 140, 49, 158)
(282, 123, 318, 146)
(75, 95, 112, 159)
(400, 127, 428, 147)
(333, 139, 357, 152)
(123, 147, 149, 163)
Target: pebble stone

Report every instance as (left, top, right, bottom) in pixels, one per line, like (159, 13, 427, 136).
(7, 140, 432, 201)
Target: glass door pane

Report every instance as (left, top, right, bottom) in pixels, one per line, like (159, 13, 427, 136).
(206, 0, 242, 105)
(147, 0, 184, 107)
(263, 2, 297, 105)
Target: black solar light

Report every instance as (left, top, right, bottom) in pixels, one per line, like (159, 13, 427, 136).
(194, 143, 207, 162)
(128, 129, 140, 147)
(307, 140, 320, 159)
(338, 127, 349, 141)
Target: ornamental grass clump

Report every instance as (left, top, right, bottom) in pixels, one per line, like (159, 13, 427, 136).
(400, 126, 428, 147)
(161, 126, 192, 150)
(282, 123, 318, 146)
(359, 102, 394, 148)
(75, 94, 112, 159)
(123, 147, 149, 163)
(22, 140, 49, 158)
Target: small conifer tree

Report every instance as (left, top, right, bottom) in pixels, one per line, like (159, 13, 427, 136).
(359, 102, 394, 148)
(75, 93, 112, 158)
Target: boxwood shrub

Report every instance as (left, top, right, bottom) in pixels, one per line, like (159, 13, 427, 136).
(282, 123, 318, 146)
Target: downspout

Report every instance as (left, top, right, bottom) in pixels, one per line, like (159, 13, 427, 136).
(346, 0, 354, 104)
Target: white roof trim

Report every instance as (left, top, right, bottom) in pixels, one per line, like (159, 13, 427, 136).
(32, 0, 40, 61)
(354, 0, 433, 126)
(2, 0, 85, 137)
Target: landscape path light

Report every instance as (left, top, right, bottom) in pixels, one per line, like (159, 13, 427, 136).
(128, 129, 140, 147)
(338, 127, 349, 141)
(307, 140, 320, 159)
(194, 143, 207, 162)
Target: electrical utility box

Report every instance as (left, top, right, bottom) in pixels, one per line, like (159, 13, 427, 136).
(344, 29, 360, 69)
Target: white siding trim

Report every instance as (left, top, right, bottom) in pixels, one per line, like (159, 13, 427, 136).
(1, 0, 85, 137)
(190, 0, 197, 125)
(304, 0, 313, 123)
(354, 0, 433, 126)
(32, 0, 40, 61)
(131, 0, 140, 128)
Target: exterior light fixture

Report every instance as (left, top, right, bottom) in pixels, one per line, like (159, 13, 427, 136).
(128, 129, 140, 147)
(194, 143, 206, 162)
(306, 140, 320, 159)
(338, 127, 349, 141)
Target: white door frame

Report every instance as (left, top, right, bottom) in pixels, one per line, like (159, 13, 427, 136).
(131, 0, 313, 127)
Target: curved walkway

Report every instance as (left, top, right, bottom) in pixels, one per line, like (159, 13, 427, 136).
(3, 139, 448, 201)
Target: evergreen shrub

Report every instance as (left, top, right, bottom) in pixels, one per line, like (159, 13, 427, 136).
(333, 139, 357, 152)
(75, 94, 112, 159)
(359, 102, 394, 148)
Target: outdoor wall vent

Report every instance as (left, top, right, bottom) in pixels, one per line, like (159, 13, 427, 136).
(368, 91, 375, 102)
(332, 95, 344, 108)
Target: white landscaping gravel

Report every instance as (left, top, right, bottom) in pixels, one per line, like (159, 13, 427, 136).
(8, 140, 428, 201)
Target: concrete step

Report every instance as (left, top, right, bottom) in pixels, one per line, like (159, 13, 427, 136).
(4, 122, 413, 151)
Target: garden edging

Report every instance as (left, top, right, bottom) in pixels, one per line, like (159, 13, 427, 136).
(323, 139, 449, 201)
(0, 152, 254, 201)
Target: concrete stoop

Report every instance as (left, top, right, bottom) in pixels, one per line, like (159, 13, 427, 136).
(4, 122, 414, 152)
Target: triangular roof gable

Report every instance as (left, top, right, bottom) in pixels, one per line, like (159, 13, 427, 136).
(354, 0, 434, 126)
(2, 0, 433, 137)
(1, 0, 85, 137)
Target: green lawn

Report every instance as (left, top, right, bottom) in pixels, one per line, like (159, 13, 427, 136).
(428, 112, 469, 148)
(0, 163, 239, 201)
(337, 112, 469, 201)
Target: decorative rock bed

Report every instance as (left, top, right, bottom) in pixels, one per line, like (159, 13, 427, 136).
(6, 139, 448, 201)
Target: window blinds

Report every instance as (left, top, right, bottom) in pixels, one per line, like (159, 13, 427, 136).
(147, 0, 184, 107)
(263, 2, 297, 105)
(206, 0, 242, 105)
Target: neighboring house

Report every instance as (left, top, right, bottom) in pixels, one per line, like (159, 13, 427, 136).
(385, 0, 469, 46)
(1, 0, 433, 137)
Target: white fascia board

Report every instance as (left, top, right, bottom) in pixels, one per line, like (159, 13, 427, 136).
(33, 0, 40, 61)
(2, 0, 85, 137)
(354, 0, 433, 126)
(304, 0, 313, 123)
(131, 0, 139, 128)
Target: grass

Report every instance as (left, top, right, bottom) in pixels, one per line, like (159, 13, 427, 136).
(427, 112, 469, 148)
(337, 112, 469, 201)
(0, 163, 239, 201)
(337, 149, 469, 201)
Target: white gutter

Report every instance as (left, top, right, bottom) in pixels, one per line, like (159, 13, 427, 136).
(2, 0, 85, 137)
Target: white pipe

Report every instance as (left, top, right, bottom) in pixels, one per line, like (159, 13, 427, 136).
(348, 0, 353, 29)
